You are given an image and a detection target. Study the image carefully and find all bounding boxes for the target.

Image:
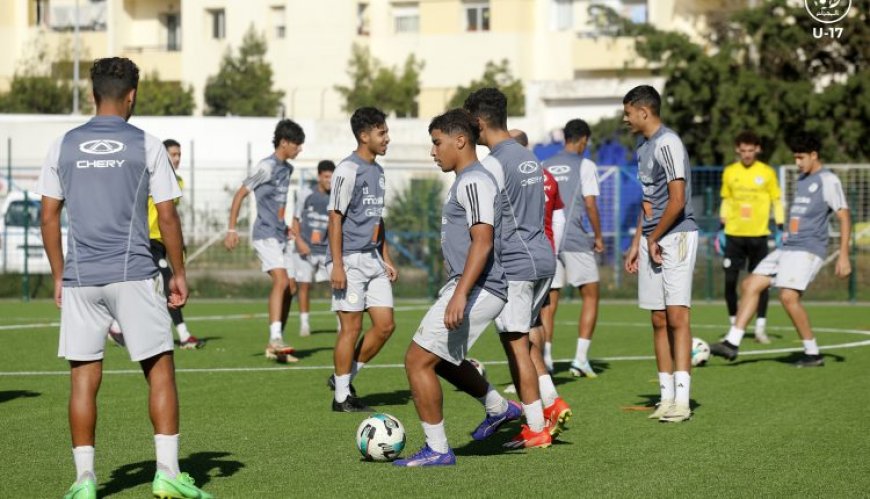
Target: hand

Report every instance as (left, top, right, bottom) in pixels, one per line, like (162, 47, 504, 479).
(624, 242, 639, 274)
(296, 239, 311, 257)
(593, 237, 604, 253)
(714, 230, 726, 256)
(835, 253, 852, 278)
(384, 261, 399, 282)
(647, 236, 663, 265)
(53, 278, 63, 308)
(331, 264, 347, 290)
(224, 231, 239, 251)
(444, 293, 467, 330)
(287, 227, 297, 240)
(167, 273, 188, 309)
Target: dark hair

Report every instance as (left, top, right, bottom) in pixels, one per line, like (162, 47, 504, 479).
(734, 130, 761, 147)
(510, 129, 529, 147)
(787, 131, 822, 155)
(317, 160, 336, 174)
(350, 107, 387, 141)
(622, 85, 661, 116)
(273, 119, 305, 148)
(428, 108, 480, 144)
(163, 138, 180, 149)
(90, 57, 139, 106)
(564, 119, 591, 142)
(463, 87, 508, 130)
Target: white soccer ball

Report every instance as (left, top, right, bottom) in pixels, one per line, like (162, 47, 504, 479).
(691, 338, 711, 367)
(468, 357, 486, 378)
(356, 413, 406, 462)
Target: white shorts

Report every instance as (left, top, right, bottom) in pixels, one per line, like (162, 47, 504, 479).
(328, 251, 394, 312)
(252, 238, 296, 275)
(495, 278, 552, 334)
(59, 278, 173, 362)
(752, 249, 823, 291)
(295, 252, 329, 283)
(412, 280, 506, 365)
(638, 230, 698, 310)
(552, 252, 599, 289)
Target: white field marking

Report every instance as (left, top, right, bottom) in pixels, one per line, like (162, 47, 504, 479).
(1, 323, 868, 377)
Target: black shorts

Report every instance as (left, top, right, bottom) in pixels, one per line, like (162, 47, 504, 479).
(723, 235, 768, 273)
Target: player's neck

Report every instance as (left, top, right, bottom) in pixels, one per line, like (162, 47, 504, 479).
(95, 104, 128, 120)
(483, 129, 512, 149)
(274, 149, 290, 162)
(355, 146, 377, 163)
(642, 122, 663, 139)
(453, 155, 478, 175)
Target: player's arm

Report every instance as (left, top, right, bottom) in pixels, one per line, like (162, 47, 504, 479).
(36, 138, 64, 307)
(579, 162, 604, 252)
(224, 185, 249, 251)
(328, 162, 357, 290)
(834, 208, 851, 278)
(768, 167, 786, 239)
(292, 216, 309, 256)
(552, 208, 565, 254)
(585, 196, 603, 253)
(380, 219, 398, 282)
(719, 167, 731, 226)
(624, 213, 643, 274)
(148, 137, 187, 308)
(328, 211, 345, 289)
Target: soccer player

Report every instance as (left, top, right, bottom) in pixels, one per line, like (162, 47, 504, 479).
(710, 131, 851, 367)
(395, 109, 510, 467)
(38, 57, 211, 499)
(542, 119, 605, 378)
(465, 88, 556, 448)
(622, 85, 698, 423)
(717, 131, 785, 343)
(293, 160, 335, 337)
(225, 119, 304, 362)
(328, 107, 398, 412)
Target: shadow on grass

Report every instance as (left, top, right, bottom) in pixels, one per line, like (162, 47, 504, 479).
(728, 351, 845, 367)
(0, 390, 40, 404)
(632, 393, 703, 411)
(249, 346, 332, 359)
(362, 389, 412, 407)
(99, 451, 243, 497)
(310, 328, 338, 335)
(550, 359, 611, 386)
(174, 336, 222, 348)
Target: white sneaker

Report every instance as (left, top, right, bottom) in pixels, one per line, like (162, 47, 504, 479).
(265, 340, 295, 360)
(299, 324, 311, 337)
(648, 399, 674, 419)
(754, 330, 771, 344)
(659, 403, 691, 423)
(569, 360, 598, 379)
(504, 383, 517, 394)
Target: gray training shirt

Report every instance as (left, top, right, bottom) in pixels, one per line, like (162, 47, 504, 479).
(327, 152, 386, 261)
(442, 161, 507, 300)
(783, 168, 847, 258)
(295, 186, 330, 255)
(36, 115, 181, 287)
(543, 152, 601, 253)
(481, 138, 556, 281)
(635, 125, 697, 237)
(243, 154, 294, 242)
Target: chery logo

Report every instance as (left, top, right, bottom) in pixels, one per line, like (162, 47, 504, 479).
(547, 165, 570, 175)
(79, 139, 125, 155)
(518, 161, 539, 174)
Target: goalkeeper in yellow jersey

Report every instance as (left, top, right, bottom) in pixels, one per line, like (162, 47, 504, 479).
(717, 131, 785, 343)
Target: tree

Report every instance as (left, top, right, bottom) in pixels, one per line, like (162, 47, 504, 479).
(447, 60, 525, 116)
(335, 44, 423, 117)
(135, 72, 196, 116)
(204, 26, 284, 116)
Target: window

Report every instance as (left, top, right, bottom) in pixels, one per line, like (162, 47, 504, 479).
(33, 0, 49, 26)
(393, 3, 419, 33)
(162, 13, 181, 51)
(271, 6, 286, 39)
(208, 9, 225, 39)
(551, 0, 573, 31)
(357, 2, 370, 36)
(622, 0, 648, 24)
(464, 2, 490, 32)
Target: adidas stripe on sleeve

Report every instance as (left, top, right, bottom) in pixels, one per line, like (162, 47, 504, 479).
(457, 173, 497, 228)
(329, 160, 358, 214)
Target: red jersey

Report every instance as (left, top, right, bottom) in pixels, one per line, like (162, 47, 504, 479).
(543, 169, 564, 251)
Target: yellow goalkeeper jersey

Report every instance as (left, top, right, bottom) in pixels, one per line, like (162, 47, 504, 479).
(719, 161, 784, 237)
(148, 174, 183, 242)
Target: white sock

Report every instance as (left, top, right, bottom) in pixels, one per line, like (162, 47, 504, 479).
(755, 317, 766, 334)
(154, 434, 180, 478)
(300, 312, 310, 328)
(729, 316, 736, 326)
(336, 315, 341, 331)
(110, 320, 121, 332)
(72, 446, 95, 482)
(334, 373, 351, 403)
(175, 322, 191, 342)
(523, 400, 545, 433)
(574, 338, 591, 363)
(477, 384, 508, 416)
(725, 326, 745, 347)
(674, 371, 691, 407)
(421, 420, 449, 454)
(539, 375, 558, 408)
(350, 361, 365, 382)
(658, 372, 675, 402)
(269, 321, 283, 342)
(543, 342, 553, 364)
(803, 338, 820, 355)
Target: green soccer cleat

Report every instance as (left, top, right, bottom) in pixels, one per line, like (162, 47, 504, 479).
(63, 477, 96, 499)
(152, 471, 213, 499)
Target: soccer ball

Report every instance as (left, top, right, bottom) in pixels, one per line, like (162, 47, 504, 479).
(468, 357, 486, 378)
(691, 338, 711, 367)
(356, 413, 406, 462)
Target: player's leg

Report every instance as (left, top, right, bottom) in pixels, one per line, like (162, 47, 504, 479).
(530, 323, 572, 437)
(648, 310, 674, 419)
(265, 268, 296, 359)
(712, 273, 771, 360)
(659, 305, 692, 422)
(539, 289, 559, 371)
(280, 276, 297, 331)
(332, 310, 367, 411)
(564, 252, 600, 377)
(500, 332, 551, 448)
(397, 343, 454, 463)
(348, 257, 395, 379)
(294, 253, 314, 336)
(780, 288, 823, 367)
(722, 235, 744, 326)
(748, 237, 771, 343)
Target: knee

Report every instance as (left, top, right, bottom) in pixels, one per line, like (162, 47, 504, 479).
(376, 320, 395, 339)
(651, 311, 668, 330)
(779, 290, 800, 307)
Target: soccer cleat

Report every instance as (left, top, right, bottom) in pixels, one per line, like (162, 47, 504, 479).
(659, 403, 692, 423)
(710, 341, 739, 361)
(265, 340, 295, 360)
(179, 336, 205, 350)
(327, 374, 357, 397)
(648, 399, 675, 420)
(299, 324, 311, 337)
(107, 327, 126, 348)
(754, 330, 771, 344)
(543, 397, 572, 437)
(152, 470, 213, 499)
(471, 399, 522, 441)
(569, 360, 598, 378)
(503, 424, 553, 449)
(504, 383, 517, 394)
(794, 353, 824, 368)
(392, 444, 456, 467)
(63, 476, 96, 499)
(332, 394, 371, 413)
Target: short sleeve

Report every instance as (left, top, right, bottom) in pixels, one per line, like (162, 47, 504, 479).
(655, 134, 688, 182)
(36, 137, 64, 200)
(329, 161, 357, 214)
(242, 160, 273, 191)
(294, 187, 311, 219)
(480, 155, 506, 191)
(821, 172, 848, 212)
(766, 165, 782, 201)
(457, 172, 498, 227)
(146, 134, 181, 204)
(580, 159, 600, 197)
(719, 166, 732, 199)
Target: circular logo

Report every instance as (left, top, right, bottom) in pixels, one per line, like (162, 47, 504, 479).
(79, 139, 125, 155)
(158, 258, 169, 269)
(723, 258, 732, 269)
(347, 292, 359, 304)
(808, 182, 819, 193)
(379, 176, 386, 189)
(547, 165, 570, 175)
(805, 0, 851, 24)
(518, 161, 539, 174)
(755, 176, 764, 185)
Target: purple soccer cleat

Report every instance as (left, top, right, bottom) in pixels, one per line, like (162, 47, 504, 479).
(393, 444, 456, 467)
(471, 399, 523, 441)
